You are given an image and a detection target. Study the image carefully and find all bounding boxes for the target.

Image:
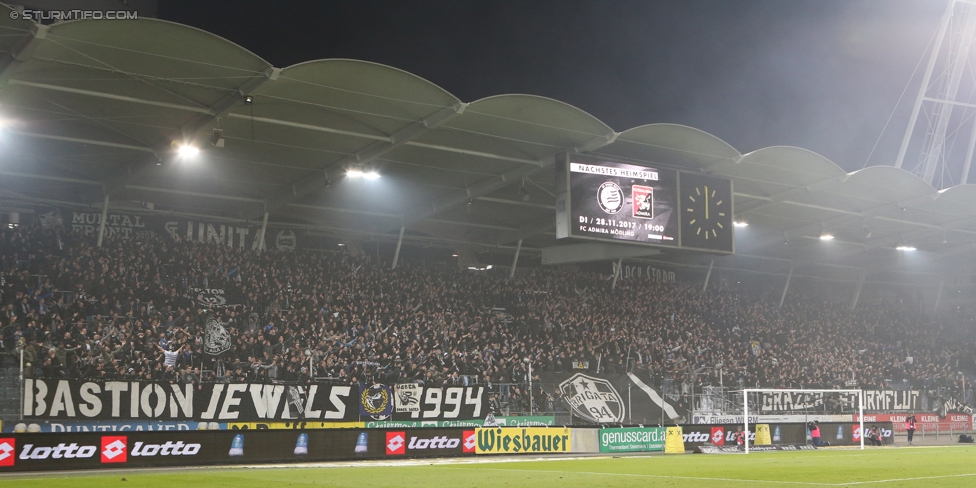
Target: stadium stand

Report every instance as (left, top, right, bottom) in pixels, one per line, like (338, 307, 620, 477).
(2, 224, 972, 420)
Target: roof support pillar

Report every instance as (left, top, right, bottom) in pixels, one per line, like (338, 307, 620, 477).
(850, 269, 866, 311)
(702, 259, 715, 293)
(258, 211, 269, 252)
(934, 279, 945, 313)
(612, 258, 623, 290)
(96, 194, 109, 248)
(779, 266, 793, 308)
(391, 226, 405, 270)
(509, 239, 523, 279)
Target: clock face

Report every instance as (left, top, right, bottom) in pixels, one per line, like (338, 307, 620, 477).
(680, 173, 734, 252)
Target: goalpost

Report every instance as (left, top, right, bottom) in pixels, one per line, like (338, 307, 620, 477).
(743, 388, 864, 453)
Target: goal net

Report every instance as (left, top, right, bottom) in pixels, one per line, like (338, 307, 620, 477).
(742, 388, 864, 453)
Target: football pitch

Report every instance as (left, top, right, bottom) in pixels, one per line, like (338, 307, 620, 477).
(2, 446, 975, 487)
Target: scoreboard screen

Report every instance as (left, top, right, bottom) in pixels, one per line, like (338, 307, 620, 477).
(555, 153, 734, 253)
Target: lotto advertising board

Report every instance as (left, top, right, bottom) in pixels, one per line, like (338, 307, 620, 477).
(599, 427, 666, 453)
(677, 424, 808, 450)
(0, 428, 477, 471)
(382, 428, 476, 457)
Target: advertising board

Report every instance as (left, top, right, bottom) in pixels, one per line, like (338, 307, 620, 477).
(599, 427, 666, 453)
(474, 427, 572, 454)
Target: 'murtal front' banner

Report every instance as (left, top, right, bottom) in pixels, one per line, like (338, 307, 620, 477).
(23, 380, 358, 421)
(537, 372, 685, 424)
(758, 390, 921, 413)
(63, 208, 299, 251)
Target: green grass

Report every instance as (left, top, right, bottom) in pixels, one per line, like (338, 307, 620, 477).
(3, 446, 976, 487)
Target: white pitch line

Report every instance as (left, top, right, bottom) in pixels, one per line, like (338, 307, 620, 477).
(465, 468, 829, 486)
(834, 472, 976, 485)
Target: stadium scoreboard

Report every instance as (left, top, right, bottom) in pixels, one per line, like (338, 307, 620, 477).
(555, 153, 734, 254)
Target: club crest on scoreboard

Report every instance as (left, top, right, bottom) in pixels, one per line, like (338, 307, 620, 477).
(596, 182, 624, 214)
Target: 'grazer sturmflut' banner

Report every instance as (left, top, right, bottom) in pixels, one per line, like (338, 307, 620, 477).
(758, 390, 921, 413)
(537, 372, 684, 424)
(23, 380, 488, 423)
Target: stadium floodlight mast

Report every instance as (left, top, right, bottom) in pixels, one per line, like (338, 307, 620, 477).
(742, 388, 864, 453)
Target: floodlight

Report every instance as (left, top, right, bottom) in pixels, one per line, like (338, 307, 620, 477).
(819, 234, 834, 241)
(733, 221, 748, 228)
(243, 95, 253, 105)
(896, 245, 917, 251)
(347, 169, 364, 178)
(364, 171, 380, 180)
(177, 145, 199, 159)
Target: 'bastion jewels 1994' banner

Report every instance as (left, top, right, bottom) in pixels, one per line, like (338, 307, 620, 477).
(391, 386, 487, 421)
(23, 380, 489, 422)
(22, 380, 358, 421)
(474, 427, 572, 454)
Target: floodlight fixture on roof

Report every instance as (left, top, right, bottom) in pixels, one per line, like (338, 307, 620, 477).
(177, 145, 199, 159)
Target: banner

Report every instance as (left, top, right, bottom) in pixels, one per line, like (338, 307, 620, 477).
(394, 384, 421, 413)
(24, 380, 491, 423)
(474, 427, 571, 454)
(194, 289, 247, 310)
(64, 208, 299, 251)
(599, 427, 665, 453)
(359, 384, 393, 420)
(3, 421, 202, 433)
(364, 416, 555, 429)
(936, 397, 974, 417)
(391, 386, 487, 421)
(538, 372, 684, 424)
(203, 315, 232, 355)
(758, 391, 920, 413)
(23, 380, 358, 422)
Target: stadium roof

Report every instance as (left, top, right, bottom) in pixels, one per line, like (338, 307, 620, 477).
(1, 9, 975, 287)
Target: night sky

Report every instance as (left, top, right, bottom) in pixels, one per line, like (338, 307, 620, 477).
(159, 1, 947, 174)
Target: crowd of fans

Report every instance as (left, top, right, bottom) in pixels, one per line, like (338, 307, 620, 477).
(1, 224, 973, 416)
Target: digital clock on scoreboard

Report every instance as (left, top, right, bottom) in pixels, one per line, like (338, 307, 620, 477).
(555, 154, 679, 246)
